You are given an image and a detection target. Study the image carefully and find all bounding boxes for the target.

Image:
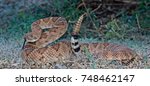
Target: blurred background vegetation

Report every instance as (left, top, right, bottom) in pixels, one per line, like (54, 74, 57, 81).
(0, 0, 150, 69)
(0, 0, 149, 41)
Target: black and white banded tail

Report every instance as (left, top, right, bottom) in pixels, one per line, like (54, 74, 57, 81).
(71, 34, 80, 54)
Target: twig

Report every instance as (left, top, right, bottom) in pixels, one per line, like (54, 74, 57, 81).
(90, 3, 102, 14)
(114, 0, 140, 5)
(86, 29, 99, 33)
(136, 14, 142, 31)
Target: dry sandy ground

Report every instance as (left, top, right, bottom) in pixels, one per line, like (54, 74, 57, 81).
(0, 33, 150, 69)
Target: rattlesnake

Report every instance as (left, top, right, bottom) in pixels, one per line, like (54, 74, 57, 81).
(21, 14, 141, 67)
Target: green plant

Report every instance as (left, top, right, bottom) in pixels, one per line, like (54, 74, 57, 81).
(52, 0, 84, 20)
(105, 19, 123, 39)
(121, 0, 150, 31)
(6, 12, 43, 40)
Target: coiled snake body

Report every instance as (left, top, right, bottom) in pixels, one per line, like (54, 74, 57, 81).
(21, 14, 141, 67)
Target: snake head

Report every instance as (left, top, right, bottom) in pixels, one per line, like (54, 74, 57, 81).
(22, 32, 39, 49)
(24, 32, 39, 42)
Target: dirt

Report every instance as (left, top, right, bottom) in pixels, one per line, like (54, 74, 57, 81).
(0, 32, 150, 69)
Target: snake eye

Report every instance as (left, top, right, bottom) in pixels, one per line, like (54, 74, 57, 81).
(42, 28, 49, 32)
(29, 34, 37, 39)
(29, 34, 34, 38)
